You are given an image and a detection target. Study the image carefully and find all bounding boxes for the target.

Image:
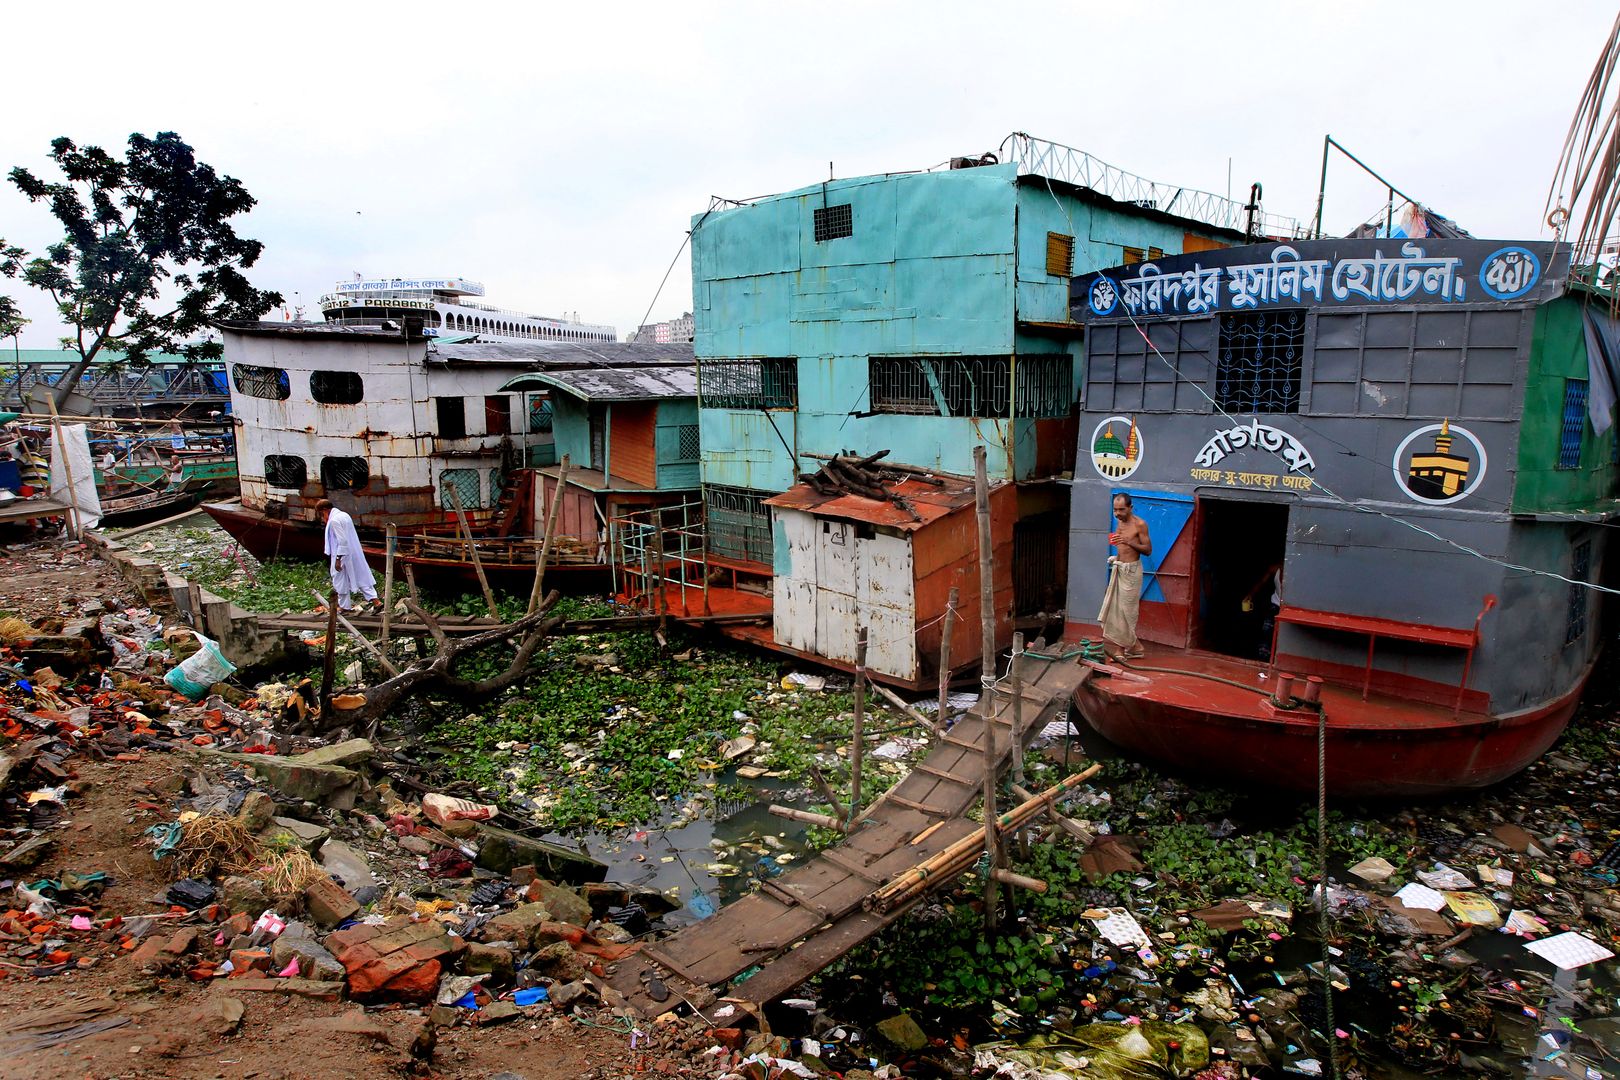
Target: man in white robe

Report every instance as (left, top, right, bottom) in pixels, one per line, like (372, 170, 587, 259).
(317, 500, 379, 612)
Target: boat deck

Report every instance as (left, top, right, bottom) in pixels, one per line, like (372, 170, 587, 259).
(1104, 649, 1489, 732)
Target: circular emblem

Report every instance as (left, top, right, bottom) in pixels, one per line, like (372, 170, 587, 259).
(1392, 421, 1488, 505)
(1088, 276, 1120, 317)
(1090, 415, 1142, 481)
(1478, 246, 1540, 301)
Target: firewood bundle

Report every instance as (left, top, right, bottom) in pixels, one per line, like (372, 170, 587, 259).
(798, 450, 943, 523)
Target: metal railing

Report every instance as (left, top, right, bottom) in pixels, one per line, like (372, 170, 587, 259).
(1, 361, 230, 409)
(610, 500, 710, 614)
(1000, 132, 1304, 238)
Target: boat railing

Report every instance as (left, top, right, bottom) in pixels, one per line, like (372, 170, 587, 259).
(609, 500, 711, 614)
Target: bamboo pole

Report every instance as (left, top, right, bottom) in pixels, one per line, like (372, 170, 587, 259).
(1010, 632, 1027, 859)
(529, 455, 570, 614)
(848, 627, 868, 824)
(871, 683, 932, 730)
(650, 506, 668, 638)
(991, 868, 1048, 893)
(380, 523, 397, 646)
(936, 585, 958, 735)
(447, 484, 499, 619)
(973, 445, 1000, 932)
(311, 590, 401, 678)
(768, 805, 847, 831)
(865, 764, 1101, 914)
(318, 589, 340, 716)
(1012, 783, 1096, 846)
(45, 395, 82, 538)
(807, 764, 849, 821)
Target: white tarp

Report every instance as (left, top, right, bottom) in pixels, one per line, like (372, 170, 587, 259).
(49, 422, 101, 531)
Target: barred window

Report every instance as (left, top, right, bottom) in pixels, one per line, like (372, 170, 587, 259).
(320, 456, 369, 491)
(675, 424, 700, 461)
(439, 468, 481, 510)
(1216, 310, 1304, 413)
(705, 485, 772, 564)
(813, 203, 853, 242)
(1014, 354, 1076, 418)
(263, 455, 306, 488)
(528, 395, 554, 433)
(1566, 540, 1591, 645)
(1122, 245, 1165, 265)
(232, 363, 290, 401)
(868, 356, 1012, 418)
(1045, 232, 1074, 277)
(1559, 378, 1588, 470)
(699, 358, 798, 409)
(310, 371, 363, 404)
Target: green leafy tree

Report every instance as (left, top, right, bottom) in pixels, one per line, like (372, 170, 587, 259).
(0, 239, 28, 394)
(9, 133, 281, 406)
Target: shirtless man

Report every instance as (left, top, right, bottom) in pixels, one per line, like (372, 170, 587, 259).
(1098, 492, 1152, 660)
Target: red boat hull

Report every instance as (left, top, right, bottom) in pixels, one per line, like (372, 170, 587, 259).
(1071, 651, 1590, 799)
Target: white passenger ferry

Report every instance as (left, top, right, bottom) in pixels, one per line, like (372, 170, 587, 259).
(318, 276, 616, 342)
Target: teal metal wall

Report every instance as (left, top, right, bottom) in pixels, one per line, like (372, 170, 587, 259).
(550, 395, 592, 469)
(693, 163, 1211, 493)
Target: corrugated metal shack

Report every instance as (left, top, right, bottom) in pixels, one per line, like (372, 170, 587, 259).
(766, 472, 1013, 684)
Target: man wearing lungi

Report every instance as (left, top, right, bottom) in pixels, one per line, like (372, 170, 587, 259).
(1099, 492, 1151, 660)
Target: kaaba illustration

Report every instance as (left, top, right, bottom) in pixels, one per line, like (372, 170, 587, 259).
(1406, 419, 1471, 499)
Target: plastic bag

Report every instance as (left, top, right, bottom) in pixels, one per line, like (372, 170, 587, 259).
(164, 631, 236, 700)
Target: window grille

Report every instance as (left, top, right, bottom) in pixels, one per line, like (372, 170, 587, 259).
(488, 468, 505, 505)
(439, 468, 481, 510)
(1045, 233, 1074, 277)
(1014, 354, 1076, 418)
(1559, 378, 1588, 469)
(676, 424, 700, 461)
(699, 358, 798, 409)
(813, 203, 853, 242)
(320, 456, 369, 491)
(705, 485, 772, 564)
(1216, 310, 1304, 413)
(1566, 539, 1591, 645)
(263, 455, 306, 489)
(436, 396, 466, 439)
(528, 395, 553, 433)
(868, 356, 1012, 418)
(232, 363, 290, 401)
(309, 371, 363, 404)
(1122, 246, 1165, 265)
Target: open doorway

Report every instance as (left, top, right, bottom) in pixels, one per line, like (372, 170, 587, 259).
(1195, 498, 1289, 660)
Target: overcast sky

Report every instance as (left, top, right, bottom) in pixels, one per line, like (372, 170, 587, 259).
(3, 0, 1614, 346)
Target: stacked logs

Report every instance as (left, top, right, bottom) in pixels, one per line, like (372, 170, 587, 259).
(798, 449, 944, 523)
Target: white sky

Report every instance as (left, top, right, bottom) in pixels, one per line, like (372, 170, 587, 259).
(2, 0, 1614, 346)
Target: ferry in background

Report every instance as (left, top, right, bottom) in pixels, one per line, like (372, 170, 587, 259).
(318, 276, 616, 343)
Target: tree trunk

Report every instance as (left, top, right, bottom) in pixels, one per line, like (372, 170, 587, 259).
(317, 590, 563, 731)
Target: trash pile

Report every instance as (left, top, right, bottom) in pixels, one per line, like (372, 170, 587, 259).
(811, 736, 1620, 1079)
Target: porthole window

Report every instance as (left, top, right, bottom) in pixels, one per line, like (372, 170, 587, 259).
(310, 370, 364, 404)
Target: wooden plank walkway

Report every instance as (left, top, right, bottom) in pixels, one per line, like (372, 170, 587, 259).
(607, 650, 1091, 1015)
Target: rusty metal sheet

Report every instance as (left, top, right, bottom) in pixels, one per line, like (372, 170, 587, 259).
(764, 475, 980, 532)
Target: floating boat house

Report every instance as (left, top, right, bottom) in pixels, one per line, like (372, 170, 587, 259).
(679, 139, 1270, 685)
(205, 319, 694, 580)
(1065, 238, 1618, 794)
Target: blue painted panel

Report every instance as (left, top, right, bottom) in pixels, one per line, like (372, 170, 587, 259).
(1106, 488, 1193, 603)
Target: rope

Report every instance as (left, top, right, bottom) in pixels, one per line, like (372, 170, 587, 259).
(1317, 701, 1341, 1080)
